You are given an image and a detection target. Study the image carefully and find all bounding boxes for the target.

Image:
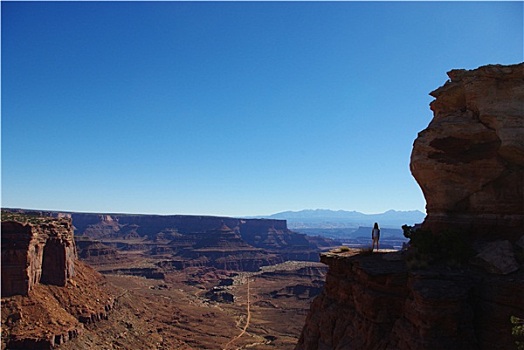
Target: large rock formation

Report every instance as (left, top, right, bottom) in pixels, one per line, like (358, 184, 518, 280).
(1, 214, 115, 349)
(410, 63, 524, 240)
(1, 217, 77, 297)
(296, 251, 523, 350)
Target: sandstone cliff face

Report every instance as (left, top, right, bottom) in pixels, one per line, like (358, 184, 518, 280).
(296, 252, 523, 350)
(1, 218, 77, 297)
(1, 215, 116, 350)
(410, 63, 524, 240)
(2, 261, 115, 350)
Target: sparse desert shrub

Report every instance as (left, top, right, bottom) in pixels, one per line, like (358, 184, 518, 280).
(1, 211, 49, 224)
(402, 224, 415, 240)
(511, 316, 524, 350)
(332, 246, 351, 254)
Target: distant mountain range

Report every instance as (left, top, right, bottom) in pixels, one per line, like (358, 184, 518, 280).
(251, 209, 426, 229)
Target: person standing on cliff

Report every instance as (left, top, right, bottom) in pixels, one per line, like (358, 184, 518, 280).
(371, 222, 380, 252)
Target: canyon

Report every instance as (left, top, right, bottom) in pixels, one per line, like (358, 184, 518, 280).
(1, 211, 331, 349)
(6, 210, 326, 268)
(2, 63, 523, 350)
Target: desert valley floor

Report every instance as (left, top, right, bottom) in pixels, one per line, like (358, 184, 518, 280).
(54, 261, 326, 350)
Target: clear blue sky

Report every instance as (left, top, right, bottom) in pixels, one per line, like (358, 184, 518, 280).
(2, 1, 523, 217)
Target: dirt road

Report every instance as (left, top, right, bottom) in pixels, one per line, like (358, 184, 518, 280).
(223, 276, 252, 349)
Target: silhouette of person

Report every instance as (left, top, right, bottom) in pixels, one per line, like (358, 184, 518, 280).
(371, 222, 380, 252)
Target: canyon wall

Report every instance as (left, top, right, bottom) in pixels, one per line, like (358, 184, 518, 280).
(67, 212, 319, 266)
(10, 210, 294, 245)
(296, 252, 523, 350)
(410, 63, 524, 240)
(1, 218, 77, 297)
(68, 212, 288, 239)
(164, 224, 285, 271)
(3, 209, 323, 271)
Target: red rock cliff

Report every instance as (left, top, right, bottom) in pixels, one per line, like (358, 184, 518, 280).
(296, 251, 523, 350)
(410, 63, 524, 240)
(1, 218, 77, 297)
(1, 215, 116, 349)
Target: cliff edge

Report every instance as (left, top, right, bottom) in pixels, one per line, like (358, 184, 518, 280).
(296, 250, 523, 350)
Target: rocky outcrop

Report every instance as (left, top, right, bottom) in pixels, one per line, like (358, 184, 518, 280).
(270, 284, 323, 300)
(1, 214, 116, 349)
(76, 239, 118, 261)
(410, 63, 524, 240)
(1, 218, 77, 297)
(296, 251, 524, 350)
(205, 287, 235, 303)
(471, 240, 519, 275)
(98, 267, 165, 279)
(1, 262, 115, 350)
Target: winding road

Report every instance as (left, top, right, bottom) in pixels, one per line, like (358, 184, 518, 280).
(223, 276, 252, 349)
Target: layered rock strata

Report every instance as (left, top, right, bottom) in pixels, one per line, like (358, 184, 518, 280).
(296, 251, 523, 350)
(410, 63, 524, 240)
(1, 215, 116, 349)
(4, 209, 323, 270)
(162, 224, 283, 271)
(1, 262, 115, 350)
(75, 239, 119, 262)
(1, 218, 77, 297)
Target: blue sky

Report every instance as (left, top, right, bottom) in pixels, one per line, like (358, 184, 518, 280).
(2, 1, 523, 217)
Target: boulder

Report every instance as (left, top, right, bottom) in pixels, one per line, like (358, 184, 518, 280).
(471, 240, 519, 274)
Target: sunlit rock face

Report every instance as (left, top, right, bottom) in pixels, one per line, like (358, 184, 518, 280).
(410, 63, 524, 240)
(1, 218, 77, 296)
